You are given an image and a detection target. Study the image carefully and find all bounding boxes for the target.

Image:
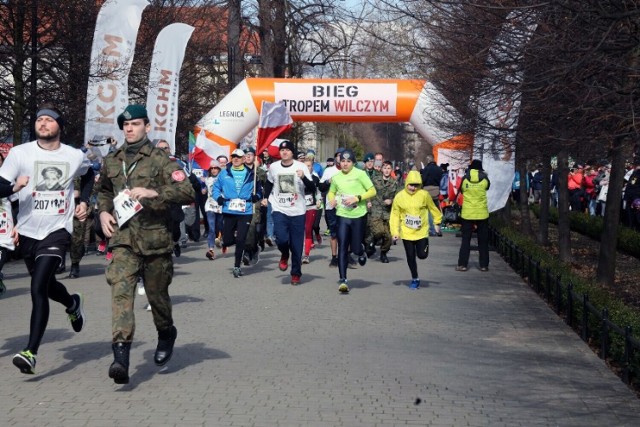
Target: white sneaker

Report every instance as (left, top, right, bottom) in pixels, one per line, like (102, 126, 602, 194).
(137, 279, 145, 296)
(302, 256, 310, 264)
(145, 303, 152, 312)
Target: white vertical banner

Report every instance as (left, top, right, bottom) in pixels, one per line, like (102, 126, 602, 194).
(473, 10, 538, 212)
(84, 0, 149, 158)
(145, 23, 195, 154)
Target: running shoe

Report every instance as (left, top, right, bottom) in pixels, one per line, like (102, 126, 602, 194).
(249, 248, 260, 266)
(97, 240, 107, 253)
(232, 267, 243, 278)
(173, 243, 181, 257)
(329, 256, 338, 267)
(315, 233, 322, 245)
(358, 254, 367, 266)
(278, 255, 289, 271)
(137, 279, 145, 296)
(380, 252, 389, 263)
(0, 277, 6, 297)
(323, 229, 331, 236)
(145, 303, 152, 312)
(338, 279, 349, 294)
(348, 255, 358, 269)
(206, 249, 215, 260)
(302, 256, 310, 264)
(242, 252, 251, 266)
(215, 237, 222, 248)
(410, 279, 420, 290)
(66, 293, 85, 332)
(13, 350, 36, 374)
(105, 251, 113, 262)
(291, 275, 301, 286)
(265, 236, 274, 247)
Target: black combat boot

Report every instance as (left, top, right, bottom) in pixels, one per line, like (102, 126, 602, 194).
(380, 251, 389, 263)
(154, 325, 177, 366)
(109, 342, 131, 384)
(365, 243, 376, 258)
(68, 263, 80, 279)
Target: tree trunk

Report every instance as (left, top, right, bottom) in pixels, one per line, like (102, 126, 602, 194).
(518, 162, 533, 236)
(596, 136, 629, 285)
(537, 153, 551, 245)
(556, 149, 571, 262)
(258, 0, 274, 76)
(11, 2, 28, 146)
(227, 0, 244, 89)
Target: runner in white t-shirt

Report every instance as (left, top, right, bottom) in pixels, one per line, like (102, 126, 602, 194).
(262, 140, 314, 285)
(319, 149, 345, 266)
(0, 105, 93, 375)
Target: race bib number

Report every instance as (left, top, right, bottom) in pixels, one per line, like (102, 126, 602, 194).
(228, 198, 247, 212)
(404, 214, 422, 229)
(338, 195, 356, 209)
(32, 191, 68, 216)
(0, 211, 10, 235)
(277, 193, 296, 206)
(305, 194, 314, 206)
(206, 199, 222, 214)
(113, 190, 143, 227)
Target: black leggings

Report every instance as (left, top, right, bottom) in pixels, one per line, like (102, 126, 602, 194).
(0, 246, 9, 274)
(337, 216, 366, 280)
(26, 256, 74, 353)
(222, 214, 252, 268)
(402, 238, 429, 280)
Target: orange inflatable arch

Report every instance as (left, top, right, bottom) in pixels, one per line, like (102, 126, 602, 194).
(195, 78, 463, 154)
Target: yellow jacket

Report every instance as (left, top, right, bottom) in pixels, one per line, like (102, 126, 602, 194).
(390, 171, 442, 241)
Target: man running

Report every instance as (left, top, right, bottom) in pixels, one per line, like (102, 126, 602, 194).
(0, 104, 94, 374)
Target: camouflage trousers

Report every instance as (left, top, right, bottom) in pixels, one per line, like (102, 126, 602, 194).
(70, 215, 91, 263)
(244, 205, 262, 253)
(366, 217, 392, 252)
(106, 247, 174, 342)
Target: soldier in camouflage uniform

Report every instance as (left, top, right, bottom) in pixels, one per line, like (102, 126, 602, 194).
(97, 105, 195, 385)
(365, 160, 400, 263)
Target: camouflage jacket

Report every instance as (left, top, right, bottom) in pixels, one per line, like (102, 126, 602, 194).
(370, 174, 400, 219)
(96, 138, 195, 255)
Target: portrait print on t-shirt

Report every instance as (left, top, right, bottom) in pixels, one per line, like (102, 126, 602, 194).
(278, 174, 296, 194)
(34, 161, 69, 191)
(32, 161, 70, 216)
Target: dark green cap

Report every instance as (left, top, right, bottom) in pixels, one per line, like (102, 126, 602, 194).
(117, 104, 148, 130)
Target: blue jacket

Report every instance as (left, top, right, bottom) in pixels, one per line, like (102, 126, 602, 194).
(213, 165, 262, 215)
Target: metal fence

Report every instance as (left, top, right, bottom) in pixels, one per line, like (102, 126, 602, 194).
(489, 226, 640, 386)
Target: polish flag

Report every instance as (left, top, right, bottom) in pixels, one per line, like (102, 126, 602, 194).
(256, 101, 293, 155)
(192, 130, 229, 170)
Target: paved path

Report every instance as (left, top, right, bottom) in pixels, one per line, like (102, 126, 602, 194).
(0, 231, 639, 426)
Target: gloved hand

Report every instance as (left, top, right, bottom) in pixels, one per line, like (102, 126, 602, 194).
(250, 194, 260, 203)
(216, 196, 226, 206)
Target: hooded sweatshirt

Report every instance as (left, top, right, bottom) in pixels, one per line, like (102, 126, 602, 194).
(390, 170, 442, 241)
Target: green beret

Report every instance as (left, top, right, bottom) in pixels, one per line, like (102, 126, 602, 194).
(117, 104, 148, 130)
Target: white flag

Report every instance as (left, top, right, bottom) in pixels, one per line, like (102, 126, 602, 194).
(473, 10, 538, 212)
(84, 0, 149, 158)
(146, 23, 195, 154)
